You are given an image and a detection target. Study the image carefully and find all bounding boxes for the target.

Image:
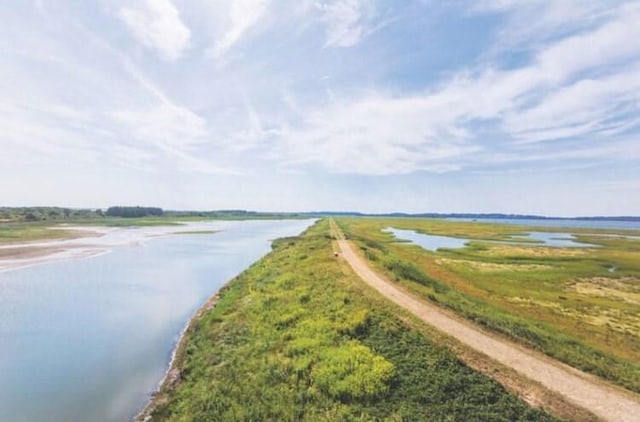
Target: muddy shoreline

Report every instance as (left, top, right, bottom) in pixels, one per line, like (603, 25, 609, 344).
(135, 291, 222, 421)
(0, 223, 219, 274)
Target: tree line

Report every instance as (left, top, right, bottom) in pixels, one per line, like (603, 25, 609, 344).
(105, 206, 163, 218)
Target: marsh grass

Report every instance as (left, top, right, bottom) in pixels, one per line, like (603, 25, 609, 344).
(150, 220, 552, 421)
(338, 217, 640, 392)
(0, 222, 81, 243)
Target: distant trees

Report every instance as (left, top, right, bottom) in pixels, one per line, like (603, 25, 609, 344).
(0, 207, 104, 222)
(105, 206, 163, 218)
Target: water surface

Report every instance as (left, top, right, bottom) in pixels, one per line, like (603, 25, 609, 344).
(385, 228, 468, 251)
(0, 219, 313, 422)
(511, 232, 597, 248)
(386, 228, 599, 251)
(449, 218, 640, 231)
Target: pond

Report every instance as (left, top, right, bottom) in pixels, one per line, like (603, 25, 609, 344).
(510, 232, 597, 248)
(385, 228, 599, 251)
(384, 228, 468, 251)
(0, 219, 313, 422)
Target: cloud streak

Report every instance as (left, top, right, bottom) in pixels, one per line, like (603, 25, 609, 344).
(316, 0, 378, 47)
(248, 1, 640, 174)
(120, 0, 191, 60)
(209, 0, 269, 58)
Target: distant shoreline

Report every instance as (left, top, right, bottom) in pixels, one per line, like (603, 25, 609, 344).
(0, 223, 221, 274)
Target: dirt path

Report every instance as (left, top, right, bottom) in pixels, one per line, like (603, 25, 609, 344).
(334, 229, 640, 421)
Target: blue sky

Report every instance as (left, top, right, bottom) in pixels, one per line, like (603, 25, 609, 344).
(1, 0, 639, 216)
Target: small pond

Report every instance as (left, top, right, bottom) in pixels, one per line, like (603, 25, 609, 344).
(384, 228, 468, 251)
(510, 232, 597, 248)
(385, 228, 598, 252)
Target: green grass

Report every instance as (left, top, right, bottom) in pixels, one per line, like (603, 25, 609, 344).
(149, 220, 553, 421)
(0, 222, 79, 243)
(337, 217, 640, 393)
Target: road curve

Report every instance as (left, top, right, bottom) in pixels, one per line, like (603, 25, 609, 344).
(336, 237, 640, 422)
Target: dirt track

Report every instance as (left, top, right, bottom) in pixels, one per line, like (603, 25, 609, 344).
(336, 236, 640, 422)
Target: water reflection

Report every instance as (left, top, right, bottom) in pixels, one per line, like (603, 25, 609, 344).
(385, 228, 468, 251)
(386, 228, 599, 251)
(0, 219, 313, 422)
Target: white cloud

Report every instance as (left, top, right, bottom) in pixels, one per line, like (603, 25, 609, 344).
(209, 0, 269, 58)
(472, 0, 621, 54)
(119, 0, 190, 60)
(111, 102, 207, 150)
(0, 100, 98, 160)
(534, 3, 640, 82)
(245, 1, 640, 174)
(111, 103, 244, 175)
(504, 66, 640, 143)
(272, 93, 479, 175)
(316, 0, 377, 47)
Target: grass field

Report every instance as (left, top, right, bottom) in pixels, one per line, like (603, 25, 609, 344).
(336, 217, 640, 393)
(148, 220, 553, 421)
(0, 222, 81, 243)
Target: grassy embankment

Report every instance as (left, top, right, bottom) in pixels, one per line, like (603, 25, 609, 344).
(337, 217, 640, 393)
(148, 219, 553, 421)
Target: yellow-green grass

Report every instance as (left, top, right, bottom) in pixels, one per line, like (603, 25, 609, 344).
(149, 220, 553, 421)
(337, 217, 640, 393)
(0, 222, 84, 243)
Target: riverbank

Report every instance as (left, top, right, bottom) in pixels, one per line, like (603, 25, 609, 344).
(0, 219, 315, 422)
(0, 223, 221, 273)
(146, 220, 553, 420)
(136, 292, 222, 421)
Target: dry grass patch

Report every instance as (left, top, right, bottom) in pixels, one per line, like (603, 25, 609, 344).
(482, 245, 588, 258)
(437, 258, 553, 272)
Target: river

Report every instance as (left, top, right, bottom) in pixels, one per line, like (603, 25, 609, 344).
(0, 219, 313, 422)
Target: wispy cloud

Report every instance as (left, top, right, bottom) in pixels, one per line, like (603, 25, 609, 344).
(272, 93, 479, 175)
(119, 0, 191, 60)
(225, 1, 639, 175)
(209, 0, 269, 58)
(111, 103, 207, 151)
(316, 0, 378, 47)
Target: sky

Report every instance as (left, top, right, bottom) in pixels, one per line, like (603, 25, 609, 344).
(1, 0, 639, 216)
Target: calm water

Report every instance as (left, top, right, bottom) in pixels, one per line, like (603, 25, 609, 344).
(450, 218, 640, 231)
(385, 228, 468, 251)
(0, 219, 313, 422)
(511, 232, 597, 248)
(386, 228, 600, 251)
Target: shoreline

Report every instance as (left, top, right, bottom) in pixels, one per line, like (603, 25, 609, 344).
(135, 290, 223, 421)
(0, 223, 221, 274)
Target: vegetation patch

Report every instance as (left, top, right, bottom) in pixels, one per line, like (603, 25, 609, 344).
(337, 217, 640, 393)
(436, 258, 553, 273)
(148, 220, 552, 421)
(569, 277, 640, 305)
